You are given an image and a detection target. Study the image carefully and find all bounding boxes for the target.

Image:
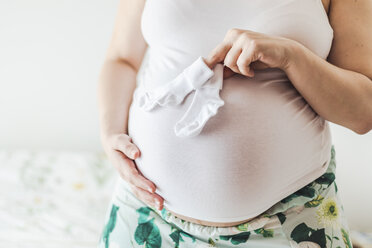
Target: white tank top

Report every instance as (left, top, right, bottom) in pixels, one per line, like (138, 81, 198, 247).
(127, 0, 334, 223)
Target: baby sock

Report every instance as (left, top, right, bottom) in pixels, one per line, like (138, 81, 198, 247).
(174, 64, 224, 137)
(133, 56, 225, 138)
(134, 56, 215, 111)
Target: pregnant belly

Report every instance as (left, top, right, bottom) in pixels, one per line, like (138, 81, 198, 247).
(127, 68, 332, 224)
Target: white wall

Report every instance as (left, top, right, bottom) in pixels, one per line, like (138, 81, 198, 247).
(0, 0, 119, 152)
(0, 0, 371, 231)
(329, 123, 372, 231)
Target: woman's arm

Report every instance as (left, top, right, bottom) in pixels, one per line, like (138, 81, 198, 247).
(97, 0, 164, 210)
(98, 0, 147, 138)
(205, 0, 372, 135)
(284, 0, 372, 135)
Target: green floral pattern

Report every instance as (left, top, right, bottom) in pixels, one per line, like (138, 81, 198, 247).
(219, 232, 251, 245)
(99, 145, 354, 248)
(101, 205, 120, 248)
(134, 207, 162, 248)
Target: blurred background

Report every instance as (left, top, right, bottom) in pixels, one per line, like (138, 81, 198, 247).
(1, 0, 371, 247)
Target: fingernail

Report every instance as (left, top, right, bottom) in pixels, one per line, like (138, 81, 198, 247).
(155, 199, 161, 209)
(131, 148, 137, 157)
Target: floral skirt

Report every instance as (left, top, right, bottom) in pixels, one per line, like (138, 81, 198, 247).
(98, 145, 353, 248)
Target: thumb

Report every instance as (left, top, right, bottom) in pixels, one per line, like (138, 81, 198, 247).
(202, 56, 235, 79)
(202, 56, 218, 70)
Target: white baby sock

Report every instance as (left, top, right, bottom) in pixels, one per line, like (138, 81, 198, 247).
(135, 56, 215, 111)
(133, 56, 225, 138)
(174, 64, 224, 137)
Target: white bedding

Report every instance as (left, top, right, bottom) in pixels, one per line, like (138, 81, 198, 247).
(0, 150, 117, 247)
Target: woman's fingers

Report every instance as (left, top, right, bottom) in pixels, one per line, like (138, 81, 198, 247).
(110, 133, 156, 193)
(236, 44, 256, 77)
(102, 132, 164, 210)
(129, 184, 164, 210)
(112, 133, 140, 160)
(224, 45, 242, 74)
(113, 150, 157, 193)
(205, 42, 232, 68)
(202, 54, 237, 79)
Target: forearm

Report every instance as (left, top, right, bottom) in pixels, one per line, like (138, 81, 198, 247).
(97, 59, 138, 138)
(284, 41, 372, 134)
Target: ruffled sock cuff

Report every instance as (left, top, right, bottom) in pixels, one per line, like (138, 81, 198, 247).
(134, 56, 215, 111)
(133, 55, 225, 137)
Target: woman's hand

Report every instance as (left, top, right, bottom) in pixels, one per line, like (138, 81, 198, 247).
(204, 28, 297, 78)
(101, 132, 164, 211)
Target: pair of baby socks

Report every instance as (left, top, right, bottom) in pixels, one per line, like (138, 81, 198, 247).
(134, 56, 225, 137)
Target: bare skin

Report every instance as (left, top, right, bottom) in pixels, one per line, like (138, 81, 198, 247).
(97, 0, 372, 227)
(204, 0, 372, 135)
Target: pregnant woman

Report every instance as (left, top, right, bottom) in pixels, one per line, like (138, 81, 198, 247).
(97, 0, 372, 247)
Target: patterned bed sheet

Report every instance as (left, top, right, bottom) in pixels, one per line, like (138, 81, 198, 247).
(0, 150, 117, 247)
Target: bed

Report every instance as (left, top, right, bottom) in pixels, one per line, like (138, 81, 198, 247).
(0, 150, 116, 247)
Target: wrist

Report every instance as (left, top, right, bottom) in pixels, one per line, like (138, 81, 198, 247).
(282, 39, 306, 72)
